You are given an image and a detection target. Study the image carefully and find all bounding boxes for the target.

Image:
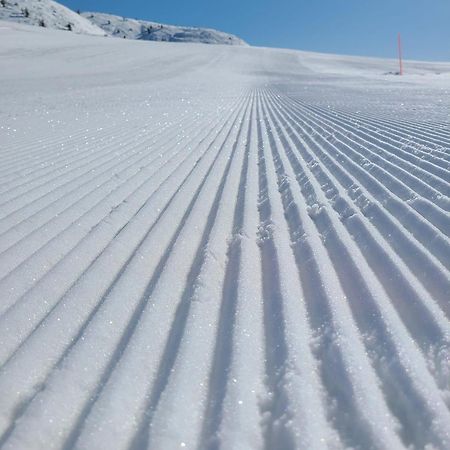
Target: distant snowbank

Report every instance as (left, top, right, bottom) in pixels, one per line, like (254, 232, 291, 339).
(82, 11, 247, 46)
(0, 0, 247, 45)
(0, 0, 105, 35)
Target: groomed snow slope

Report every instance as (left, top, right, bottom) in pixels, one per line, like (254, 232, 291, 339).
(82, 11, 247, 45)
(1, 21, 450, 450)
(0, 0, 105, 35)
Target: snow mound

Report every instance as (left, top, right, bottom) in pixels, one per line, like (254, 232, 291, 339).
(0, 0, 105, 35)
(82, 11, 247, 45)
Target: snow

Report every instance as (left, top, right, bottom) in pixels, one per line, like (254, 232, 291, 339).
(0, 20, 450, 450)
(81, 11, 247, 45)
(0, 0, 245, 45)
(0, 0, 105, 35)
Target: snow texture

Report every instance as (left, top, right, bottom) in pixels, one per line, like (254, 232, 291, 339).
(0, 19, 450, 450)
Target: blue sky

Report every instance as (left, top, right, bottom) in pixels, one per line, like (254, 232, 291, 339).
(60, 0, 450, 61)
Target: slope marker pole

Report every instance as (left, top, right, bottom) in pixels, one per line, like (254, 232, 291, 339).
(397, 32, 403, 75)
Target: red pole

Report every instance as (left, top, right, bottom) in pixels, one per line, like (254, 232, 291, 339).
(398, 32, 403, 75)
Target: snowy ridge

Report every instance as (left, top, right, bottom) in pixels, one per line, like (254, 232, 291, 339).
(0, 25, 450, 450)
(82, 11, 247, 45)
(0, 0, 105, 35)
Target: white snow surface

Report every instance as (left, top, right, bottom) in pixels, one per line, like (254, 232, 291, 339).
(0, 0, 105, 35)
(0, 21, 450, 450)
(81, 11, 247, 45)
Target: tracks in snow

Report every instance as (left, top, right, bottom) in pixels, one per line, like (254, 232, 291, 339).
(0, 87, 449, 450)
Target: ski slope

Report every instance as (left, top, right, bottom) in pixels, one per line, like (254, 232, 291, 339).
(1, 21, 450, 450)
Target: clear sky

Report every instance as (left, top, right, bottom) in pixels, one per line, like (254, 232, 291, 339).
(59, 0, 450, 61)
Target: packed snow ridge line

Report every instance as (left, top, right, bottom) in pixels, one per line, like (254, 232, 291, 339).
(81, 11, 247, 45)
(1, 16, 450, 450)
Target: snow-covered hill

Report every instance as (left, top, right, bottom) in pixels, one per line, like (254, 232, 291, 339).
(0, 0, 246, 45)
(0, 0, 105, 35)
(1, 21, 450, 450)
(82, 11, 247, 45)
